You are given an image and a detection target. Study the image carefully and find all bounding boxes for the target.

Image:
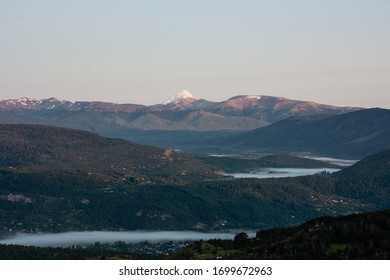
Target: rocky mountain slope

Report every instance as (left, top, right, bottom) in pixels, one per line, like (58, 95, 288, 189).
(0, 92, 358, 132)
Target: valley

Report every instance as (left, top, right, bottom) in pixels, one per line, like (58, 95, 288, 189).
(0, 124, 389, 236)
(0, 95, 389, 260)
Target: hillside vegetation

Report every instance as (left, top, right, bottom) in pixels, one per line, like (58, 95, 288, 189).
(168, 209, 390, 260)
(222, 108, 390, 158)
(3, 210, 389, 260)
(0, 125, 389, 234)
(0, 124, 219, 185)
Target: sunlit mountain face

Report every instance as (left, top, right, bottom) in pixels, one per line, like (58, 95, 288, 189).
(0, 92, 359, 132)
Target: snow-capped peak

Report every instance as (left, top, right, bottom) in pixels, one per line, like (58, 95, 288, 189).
(162, 90, 196, 105)
(5, 97, 41, 106)
(0, 97, 73, 110)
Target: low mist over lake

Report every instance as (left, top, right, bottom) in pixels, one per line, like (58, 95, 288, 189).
(0, 231, 247, 247)
(304, 157, 358, 167)
(229, 168, 340, 179)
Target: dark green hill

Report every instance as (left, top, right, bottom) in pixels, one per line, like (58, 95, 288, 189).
(222, 108, 390, 159)
(336, 149, 390, 178)
(167, 209, 390, 259)
(0, 124, 219, 184)
(332, 149, 390, 204)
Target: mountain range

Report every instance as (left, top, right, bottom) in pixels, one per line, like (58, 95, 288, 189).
(0, 91, 358, 132)
(2, 93, 390, 159)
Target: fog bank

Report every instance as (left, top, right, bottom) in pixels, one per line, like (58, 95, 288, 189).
(0, 231, 247, 247)
(229, 168, 340, 179)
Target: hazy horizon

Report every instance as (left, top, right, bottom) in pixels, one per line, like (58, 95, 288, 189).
(1, 1, 389, 108)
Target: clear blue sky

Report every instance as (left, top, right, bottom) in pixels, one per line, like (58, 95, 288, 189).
(1, 0, 389, 107)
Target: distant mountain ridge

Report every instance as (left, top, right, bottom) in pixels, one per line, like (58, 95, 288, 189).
(220, 108, 390, 158)
(0, 92, 358, 132)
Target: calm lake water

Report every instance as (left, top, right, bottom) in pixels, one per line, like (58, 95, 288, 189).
(0, 231, 253, 247)
(228, 168, 340, 179)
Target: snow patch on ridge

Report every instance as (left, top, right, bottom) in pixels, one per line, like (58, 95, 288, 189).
(247, 95, 261, 100)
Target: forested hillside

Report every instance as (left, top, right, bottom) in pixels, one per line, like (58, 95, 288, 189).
(1, 125, 389, 234)
(168, 209, 390, 259)
(221, 108, 390, 158)
(0, 124, 220, 185)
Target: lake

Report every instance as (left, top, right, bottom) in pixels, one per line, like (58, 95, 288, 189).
(228, 168, 340, 179)
(0, 230, 254, 247)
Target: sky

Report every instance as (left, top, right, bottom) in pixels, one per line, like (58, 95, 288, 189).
(1, 0, 389, 107)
